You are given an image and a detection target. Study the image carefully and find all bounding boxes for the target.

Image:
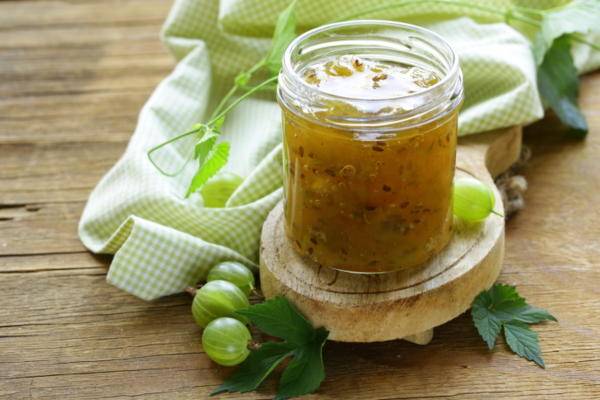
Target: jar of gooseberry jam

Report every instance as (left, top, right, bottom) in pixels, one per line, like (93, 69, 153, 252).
(277, 21, 463, 273)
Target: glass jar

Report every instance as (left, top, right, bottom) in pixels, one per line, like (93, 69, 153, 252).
(277, 20, 463, 273)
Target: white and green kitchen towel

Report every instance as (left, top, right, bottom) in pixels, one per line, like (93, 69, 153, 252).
(79, 0, 599, 301)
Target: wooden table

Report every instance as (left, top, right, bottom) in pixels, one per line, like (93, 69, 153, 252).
(1, 1, 599, 399)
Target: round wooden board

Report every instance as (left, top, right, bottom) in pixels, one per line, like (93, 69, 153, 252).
(260, 127, 522, 343)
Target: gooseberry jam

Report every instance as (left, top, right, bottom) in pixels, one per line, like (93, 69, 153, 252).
(278, 21, 463, 273)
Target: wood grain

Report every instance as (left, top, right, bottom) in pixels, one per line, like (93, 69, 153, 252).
(1, 1, 600, 399)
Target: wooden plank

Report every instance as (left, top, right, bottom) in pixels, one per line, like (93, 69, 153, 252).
(0, 116, 140, 144)
(0, 21, 170, 51)
(0, 0, 171, 30)
(0, 251, 107, 272)
(0, 142, 124, 204)
(0, 267, 598, 399)
(0, 88, 163, 121)
(0, 201, 86, 255)
(0, 47, 168, 143)
(0, 0, 600, 398)
(0, 55, 171, 99)
(0, 271, 218, 399)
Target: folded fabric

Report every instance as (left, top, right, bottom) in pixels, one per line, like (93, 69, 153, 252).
(79, 0, 599, 300)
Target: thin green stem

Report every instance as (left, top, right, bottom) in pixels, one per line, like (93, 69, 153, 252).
(247, 57, 267, 75)
(334, 0, 504, 23)
(147, 126, 203, 176)
(147, 59, 272, 178)
(239, 82, 278, 92)
(570, 33, 600, 52)
(209, 58, 266, 121)
(491, 210, 505, 218)
(208, 75, 279, 125)
(210, 85, 239, 121)
(332, 0, 543, 30)
(513, 2, 571, 17)
(506, 9, 541, 27)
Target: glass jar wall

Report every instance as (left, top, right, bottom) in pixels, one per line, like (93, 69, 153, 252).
(278, 21, 463, 273)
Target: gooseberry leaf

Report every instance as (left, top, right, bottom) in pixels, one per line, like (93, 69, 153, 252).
(537, 35, 588, 137)
(471, 284, 521, 349)
(471, 284, 556, 368)
(237, 296, 315, 346)
(507, 306, 557, 324)
(212, 341, 295, 394)
(485, 283, 526, 308)
(532, 0, 600, 65)
(471, 304, 502, 349)
(265, 0, 298, 76)
(194, 127, 218, 164)
(503, 321, 545, 368)
(214, 297, 329, 399)
(275, 328, 328, 400)
(186, 141, 230, 197)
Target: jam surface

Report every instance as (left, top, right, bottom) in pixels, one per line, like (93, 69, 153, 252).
(282, 55, 457, 273)
(302, 55, 440, 100)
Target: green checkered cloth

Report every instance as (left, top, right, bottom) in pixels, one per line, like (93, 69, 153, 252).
(79, 0, 599, 301)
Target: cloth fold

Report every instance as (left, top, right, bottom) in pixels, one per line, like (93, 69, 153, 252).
(79, 0, 598, 300)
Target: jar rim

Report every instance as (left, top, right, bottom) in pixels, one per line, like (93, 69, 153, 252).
(278, 20, 464, 131)
(281, 19, 460, 102)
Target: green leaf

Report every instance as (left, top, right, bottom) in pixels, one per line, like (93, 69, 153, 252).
(503, 321, 545, 368)
(194, 128, 218, 164)
(237, 296, 315, 346)
(212, 341, 295, 396)
(471, 303, 502, 350)
(532, 0, 600, 64)
(186, 141, 230, 197)
(471, 285, 557, 327)
(538, 35, 588, 137)
(510, 306, 557, 324)
(218, 297, 329, 399)
(472, 284, 555, 332)
(265, 0, 298, 76)
(486, 283, 526, 308)
(470, 284, 522, 349)
(471, 284, 555, 367)
(275, 328, 328, 400)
